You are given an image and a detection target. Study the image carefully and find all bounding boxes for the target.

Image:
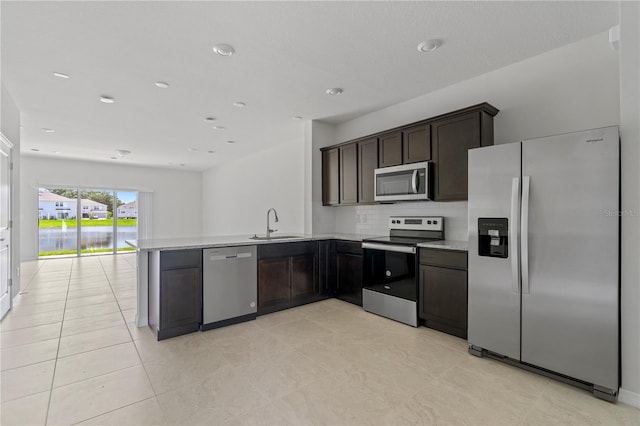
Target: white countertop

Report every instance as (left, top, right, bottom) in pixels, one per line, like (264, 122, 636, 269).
(126, 232, 377, 251)
(417, 240, 468, 251)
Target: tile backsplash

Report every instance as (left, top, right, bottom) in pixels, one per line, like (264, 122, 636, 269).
(334, 201, 469, 241)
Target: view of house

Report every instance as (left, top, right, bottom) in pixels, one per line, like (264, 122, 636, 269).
(38, 190, 109, 220)
(117, 200, 137, 219)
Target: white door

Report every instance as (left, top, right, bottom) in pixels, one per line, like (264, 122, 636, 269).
(0, 136, 12, 319)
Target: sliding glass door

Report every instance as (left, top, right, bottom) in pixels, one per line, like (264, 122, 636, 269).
(38, 188, 79, 257)
(38, 187, 138, 258)
(116, 191, 137, 253)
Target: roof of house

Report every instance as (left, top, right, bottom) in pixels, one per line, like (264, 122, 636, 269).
(80, 199, 107, 208)
(38, 191, 74, 202)
(119, 201, 137, 208)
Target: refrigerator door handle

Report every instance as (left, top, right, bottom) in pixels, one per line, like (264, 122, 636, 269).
(521, 176, 531, 294)
(510, 177, 521, 293)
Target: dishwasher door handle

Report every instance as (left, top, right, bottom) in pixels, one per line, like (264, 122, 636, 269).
(209, 252, 253, 261)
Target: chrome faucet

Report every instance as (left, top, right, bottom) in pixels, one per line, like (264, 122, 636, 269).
(266, 208, 279, 239)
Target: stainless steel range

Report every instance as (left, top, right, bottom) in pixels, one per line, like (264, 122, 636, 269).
(361, 216, 444, 326)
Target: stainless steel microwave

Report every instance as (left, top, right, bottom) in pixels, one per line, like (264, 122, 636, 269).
(374, 161, 431, 202)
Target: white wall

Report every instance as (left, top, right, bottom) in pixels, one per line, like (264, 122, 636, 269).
(20, 156, 202, 261)
(329, 31, 619, 243)
(1, 83, 21, 300)
(202, 139, 305, 237)
(336, 31, 619, 145)
(618, 0, 640, 405)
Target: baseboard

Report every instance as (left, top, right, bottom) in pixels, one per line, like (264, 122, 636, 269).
(618, 388, 640, 408)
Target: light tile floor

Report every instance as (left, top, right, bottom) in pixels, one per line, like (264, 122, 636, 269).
(1, 254, 638, 425)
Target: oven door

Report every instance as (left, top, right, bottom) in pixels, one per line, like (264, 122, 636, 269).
(374, 162, 431, 202)
(362, 242, 417, 301)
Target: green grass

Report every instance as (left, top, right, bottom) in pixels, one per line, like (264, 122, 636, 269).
(39, 219, 137, 229)
(39, 247, 136, 257)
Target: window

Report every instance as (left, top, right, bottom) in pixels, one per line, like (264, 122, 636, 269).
(38, 188, 138, 257)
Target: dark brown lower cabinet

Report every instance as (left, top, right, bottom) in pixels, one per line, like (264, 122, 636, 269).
(419, 249, 468, 338)
(335, 241, 363, 306)
(291, 255, 317, 299)
(150, 249, 203, 341)
(258, 258, 290, 307)
(257, 241, 323, 315)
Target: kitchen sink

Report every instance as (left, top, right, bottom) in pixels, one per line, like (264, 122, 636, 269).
(249, 234, 300, 241)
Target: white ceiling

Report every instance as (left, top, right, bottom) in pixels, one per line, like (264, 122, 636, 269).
(1, 1, 618, 171)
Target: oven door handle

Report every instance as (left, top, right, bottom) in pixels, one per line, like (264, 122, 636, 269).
(361, 242, 416, 254)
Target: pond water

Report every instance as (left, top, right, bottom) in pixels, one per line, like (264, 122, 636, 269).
(39, 226, 137, 253)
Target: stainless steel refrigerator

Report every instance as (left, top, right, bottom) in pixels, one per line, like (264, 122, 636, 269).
(467, 126, 619, 401)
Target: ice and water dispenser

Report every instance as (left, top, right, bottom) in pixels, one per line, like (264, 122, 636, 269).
(478, 218, 509, 258)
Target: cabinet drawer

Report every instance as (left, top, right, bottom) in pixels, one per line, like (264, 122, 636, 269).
(335, 240, 362, 255)
(420, 248, 467, 270)
(160, 249, 202, 270)
(258, 241, 317, 259)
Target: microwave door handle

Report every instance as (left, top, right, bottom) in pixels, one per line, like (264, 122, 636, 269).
(411, 169, 419, 194)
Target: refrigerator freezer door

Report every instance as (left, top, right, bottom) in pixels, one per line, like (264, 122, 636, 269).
(468, 142, 522, 360)
(521, 126, 619, 391)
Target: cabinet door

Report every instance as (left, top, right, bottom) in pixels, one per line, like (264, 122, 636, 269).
(421, 265, 468, 337)
(358, 138, 378, 203)
(160, 267, 202, 331)
(378, 131, 403, 168)
(322, 148, 339, 205)
(339, 143, 358, 204)
(336, 253, 362, 306)
(432, 112, 481, 201)
(318, 240, 335, 295)
(258, 258, 291, 308)
(418, 265, 429, 320)
(403, 124, 431, 164)
(291, 254, 317, 300)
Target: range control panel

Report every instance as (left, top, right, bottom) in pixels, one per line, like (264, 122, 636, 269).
(388, 216, 444, 231)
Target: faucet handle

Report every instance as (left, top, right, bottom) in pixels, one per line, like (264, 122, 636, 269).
(269, 228, 278, 233)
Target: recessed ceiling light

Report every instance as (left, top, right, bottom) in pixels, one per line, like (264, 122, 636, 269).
(116, 149, 131, 157)
(31, 148, 40, 152)
(207, 150, 215, 154)
(293, 116, 303, 120)
(188, 147, 198, 152)
(326, 88, 344, 96)
(233, 101, 246, 108)
(204, 117, 216, 122)
(226, 140, 236, 144)
(53, 151, 61, 154)
(212, 44, 235, 57)
(417, 39, 441, 53)
(213, 126, 226, 130)
(99, 95, 115, 104)
(53, 72, 69, 79)
(155, 81, 170, 88)
(41, 128, 55, 133)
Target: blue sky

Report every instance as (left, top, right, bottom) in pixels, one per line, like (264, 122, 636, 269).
(117, 191, 136, 204)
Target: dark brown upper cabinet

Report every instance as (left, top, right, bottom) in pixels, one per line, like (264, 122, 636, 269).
(339, 143, 358, 204)
(378, 131, 403, 168)
(322, 148, 339, 206)
(431, 105, 497, 201)
(357, 138, 378, 204)
(320, 103, 498, 204)
(402, 124, 431, 164)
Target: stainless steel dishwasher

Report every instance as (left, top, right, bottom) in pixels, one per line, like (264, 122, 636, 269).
(201, 245, 257, 330)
